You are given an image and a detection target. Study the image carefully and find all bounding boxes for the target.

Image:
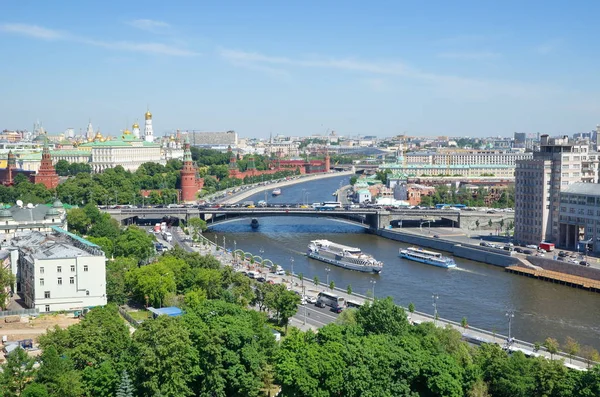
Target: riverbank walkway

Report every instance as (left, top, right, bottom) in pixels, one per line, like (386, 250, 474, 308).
(172, 229, 592, 371)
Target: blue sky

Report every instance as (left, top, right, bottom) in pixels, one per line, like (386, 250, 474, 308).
(1, 1, 599, 138)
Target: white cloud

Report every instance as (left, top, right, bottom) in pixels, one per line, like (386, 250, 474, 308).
(219, 48, 409, 75)
(437, 51, 501, 60)
(84, 39, 198, 56)
(218, 47, 559, 99)
(128, 19, 170, 32)
(0, 23, 64, 40)
(0, 22, 196, 56)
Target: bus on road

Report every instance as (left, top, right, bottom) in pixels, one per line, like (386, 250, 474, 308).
(316, 291, 345, 309)
(346, 299, 363, 309)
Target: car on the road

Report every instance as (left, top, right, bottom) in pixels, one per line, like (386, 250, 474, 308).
(523, 249, 534, 255)
(305, 295, 317, 304)
(276, 269, 286, 276)
(580, 261, 590, 266)
(514, 247, 524, 253)
(558, 251, 568, 257)
(331, 306, 343, 314)
(526, 244, 538, 249)
(300, 298, 307, 305)
(433, 235, 440, 239)
(315, 301, 326, 308)
(256, 276, 266, 283)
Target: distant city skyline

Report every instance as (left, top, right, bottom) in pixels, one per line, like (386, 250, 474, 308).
(1, 1, 600, 138)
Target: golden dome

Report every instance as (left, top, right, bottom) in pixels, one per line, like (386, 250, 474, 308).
(94, 130, 103, 141)
(87, 137, 93, 142)
(132, 122, 139, 129)
(145, 110, 152, 120)
(169, 134, 175, 141)
(123, 128, 131, 135)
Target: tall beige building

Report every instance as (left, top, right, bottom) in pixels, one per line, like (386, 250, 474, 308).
(514, 135, 598, 245)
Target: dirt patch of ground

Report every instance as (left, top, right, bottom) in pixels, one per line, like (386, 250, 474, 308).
(0, 314, 80, 342)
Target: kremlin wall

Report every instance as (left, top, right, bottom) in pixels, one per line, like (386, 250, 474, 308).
(0, 109, 331, 202)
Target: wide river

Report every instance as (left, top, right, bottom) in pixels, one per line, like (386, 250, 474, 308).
(207, 175, 600, 349)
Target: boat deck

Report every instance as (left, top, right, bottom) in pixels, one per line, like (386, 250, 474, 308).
(505, 265, 600, 293)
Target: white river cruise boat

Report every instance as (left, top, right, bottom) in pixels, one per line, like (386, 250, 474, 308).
(399, 247, 456, 269)
(307, 240, 383, 273)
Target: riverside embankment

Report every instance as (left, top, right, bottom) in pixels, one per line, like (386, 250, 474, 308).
(376, 228, 521, 267)
(221, 171, 353, 204)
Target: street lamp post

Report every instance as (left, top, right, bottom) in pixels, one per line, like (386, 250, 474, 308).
(223, 236, 226, 253)
(290, 257, 295, 283)
(234, 240, 237, 263)
(259, 248, 264, 267)
(303, 304, 307, 325)
(214, 234, 217, 250)
(370, 279, 376, 299)
(325, 267, 331, 286)
(506, 310, 515, 344)
(432, 294, 439, 325)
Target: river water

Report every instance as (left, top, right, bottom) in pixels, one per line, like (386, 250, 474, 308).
(207, 175, 600, 349)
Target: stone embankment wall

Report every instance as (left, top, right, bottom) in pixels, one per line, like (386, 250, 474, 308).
(527, 256, 600, 281)
(377, 229, 520, 267)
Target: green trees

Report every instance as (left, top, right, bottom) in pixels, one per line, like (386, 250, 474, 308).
(114, 226, 155, 263)
(0, 264, 16, 310)
(544, 337, 560, 360)
(264, 284, 300, 328)
(1, 347, 36, 396)
(356, 297, 409, 336)
(188, 218, 207, 240)
(564, 337, 581, 364)
(126, 261, 176, 307)
(132, 316, 197, 397)
(105, 257, 137, 304)
(115, 370, 135, 397)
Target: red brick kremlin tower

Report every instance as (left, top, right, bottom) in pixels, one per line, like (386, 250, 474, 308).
(180, 137, 197, 202)
(32, 136, 59, 189)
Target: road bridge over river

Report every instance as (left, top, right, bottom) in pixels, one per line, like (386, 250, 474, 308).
(103, 206, 469, 230)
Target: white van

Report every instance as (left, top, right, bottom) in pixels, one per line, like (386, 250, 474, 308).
(247, 271, 258, 279)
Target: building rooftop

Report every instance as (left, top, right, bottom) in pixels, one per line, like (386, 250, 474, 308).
(147, 306, 183, 317)
(10, 231, 92, 260)
(8, 204, 64, 222)
(9, 227, 104, 260)
(561, 182, 600, 196)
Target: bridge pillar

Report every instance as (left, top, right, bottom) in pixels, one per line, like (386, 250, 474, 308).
(366, 212, 392, 230)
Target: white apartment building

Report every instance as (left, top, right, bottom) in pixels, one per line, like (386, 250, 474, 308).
(264, 141, 300, 157)
(514, 135, 598, 245)
(378, 163, 516, 178)
(558, 183, 600, 253)
(10, 227, 107, 312)
(406, 150, 532, 166)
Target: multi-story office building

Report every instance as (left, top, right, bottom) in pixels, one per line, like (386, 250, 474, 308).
(9, 226, 107, 312)
(558, 183, 600, 253)
(514, 135, 598, 245)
